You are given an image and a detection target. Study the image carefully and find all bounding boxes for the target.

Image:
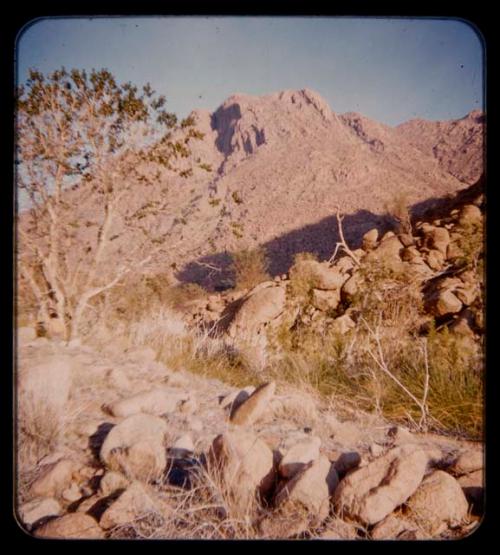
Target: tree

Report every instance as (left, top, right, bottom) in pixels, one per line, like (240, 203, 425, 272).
(16, 68, 205, 341)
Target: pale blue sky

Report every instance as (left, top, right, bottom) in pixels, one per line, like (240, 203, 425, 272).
(16, 16, 484, 126)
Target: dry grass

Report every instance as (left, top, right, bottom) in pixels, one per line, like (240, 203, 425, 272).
(230, 247, 271, 292)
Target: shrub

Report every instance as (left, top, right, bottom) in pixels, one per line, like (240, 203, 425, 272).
(385, 191, 413, 235)
(230, 247, 271, 291)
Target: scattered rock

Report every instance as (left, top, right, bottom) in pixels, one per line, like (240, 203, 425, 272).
(362, 228, 379, 251)
(425, 249, 445, 271)
(99, 471, 130, 496)
(371, 514, 418, 540)
(311, 288, 341, 312)
(274, 455, 339, 526)
(429, 289, 463, 317)
(227, 286, 286, 337)
(19, 497, 61, 529)
(62, 482, 82, 503)
(406, 470, 469, 534)
(103, 387, 188, 417)
(99, 481, 167, 531)
(457, 470, 484, 515)
(318, 518, 358, 539)
(208, 430, 275, 517)
(292, 259, 347, 290)
(230, 381, 276, 426)
(100, 414, 168, 481)
(423, 227, 450, 256)
(31, 459, 78, 498)
(331, 314, 356, 334)
(450, 449, 483, 476)
(34, 513, 104, 539)
(220, 386, 256, 411)
(333, 445, 427, 525)
(334, 451, 361, 477)
(278, 436, 321, 478)
(458, 204, 482, 226)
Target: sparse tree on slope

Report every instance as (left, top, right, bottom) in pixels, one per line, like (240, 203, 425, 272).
(16, 68, 204, 340)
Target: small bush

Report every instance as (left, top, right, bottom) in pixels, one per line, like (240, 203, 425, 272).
(385, 191, 413, 235)
(287, 252, 319, 304)
(230, 247, 271, 291)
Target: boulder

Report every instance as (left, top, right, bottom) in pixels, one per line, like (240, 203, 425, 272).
(208, 430, 275, 518)
(230, 382, 276, 426)
(398, 233, 415, 247)
(227, 286, 286, 337)
(458, 204, 482, 226)
(450, 449, 483, 476)
(311, 288, 341, 312)
(99, 471, 130, 496)
(429, 289, 463, 317)
(99, 481, 167, 530)
(334, 256, 355, 274)
(362, 228, 379, 251)
(334, 451, 361, 477)
(278, 436, 321, 478)
(220, 386, 256, 411)
(31, 459, 78, 498)
(274, 455, 339, 525)
(458, 470, 484, 515)
(34, 513, 104, 539)
(100, 414, 168, 481)
(454, 285, 477, 306)
(366, 236, 404, 266)
(331, 314, 356, 335)
(333, 445, 427, 525)
(62, 482, 82, 502)
(318, 518, 358, 539)
(371, 514, 418, 540)
(341, 274, 359, 302)
(401, 246, 421, 262)
(406, 470, 469, 534)
(292, 259, 347, 290)
(425, 249, 445, 271)
(423, 227, 450, 256)
(103, 387, 188, 418)
(19, 497, 61, 529)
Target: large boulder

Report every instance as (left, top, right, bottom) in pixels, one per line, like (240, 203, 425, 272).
(208, 430, 275, 518)
(100, 414, 168, 481)
(406, 470, 469, 534)
(333, 445, 427, 525)
(227, 286, 286, 338)
(230, 382, 275, 426)
(428, 289, 463, 317)
(458, 204, 482, 226)
(34, 513, 104, 539)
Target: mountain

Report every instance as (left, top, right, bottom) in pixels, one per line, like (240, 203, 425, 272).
(173, 89, 484, 284)
(395, 110, 484, 185)
(18, 88, 485, 291)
